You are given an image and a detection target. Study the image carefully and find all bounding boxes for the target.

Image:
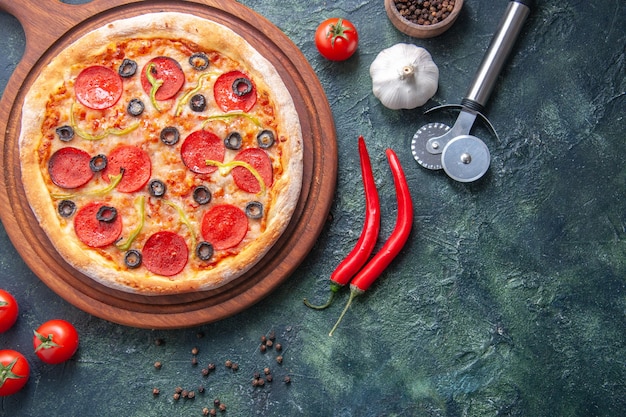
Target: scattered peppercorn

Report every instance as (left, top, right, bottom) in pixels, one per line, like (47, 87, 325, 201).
(208, 362, 216, 371)
(198, 385, 205, 393)
(192, 357, 198, 366)
(182, 389, 189, 398)
(265, 340, 273, 348)
(174, 387, 183, 394)
(260, 344, 267, 353)
(152, 388, 160, 396)
(393, 0, 456, 26)
(276, 355, 283, 364)
(201, 368, 209, 376)
(154, 338, 165, 346)
(266, 374, 273, 383)
(203, 407, 210, 416)
(191, 347, 199, 355)
(173, 393, 181, 401)
(225, 359, 232, 368)
(187, 391, 195, 399)
(214, 398, 221, 406)
(275, 343, 282, 352)
(154, 361, 162, 370)
(231, 362, 239, 371)
(210, 408, 217, 416)
(219, 403, 227, 412)
(196, 331, 205, 339)
(283, 375, 291, 384)
(264, 367, 271, 375)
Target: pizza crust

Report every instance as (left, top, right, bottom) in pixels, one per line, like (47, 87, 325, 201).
(19, 12, 303, 295)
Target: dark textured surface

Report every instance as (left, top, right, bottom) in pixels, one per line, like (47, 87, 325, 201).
(1, 0, 625, 416)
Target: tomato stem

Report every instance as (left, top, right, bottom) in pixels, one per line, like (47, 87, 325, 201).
(33, 331, 62, 352)
(328, 18, 352, 47)
(0, 358, 24, 383)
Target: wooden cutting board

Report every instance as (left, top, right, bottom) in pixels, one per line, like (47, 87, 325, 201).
(0, 0, 337, 328)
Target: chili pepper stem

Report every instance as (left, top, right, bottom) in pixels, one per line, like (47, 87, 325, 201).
(328, 286, 364, 337)
(303, 283, 343, 310)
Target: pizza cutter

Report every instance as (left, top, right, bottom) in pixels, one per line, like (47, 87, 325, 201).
(411, 0, 532, 182)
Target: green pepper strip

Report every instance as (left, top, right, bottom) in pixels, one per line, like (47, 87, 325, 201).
(201, 111, 262, 129)
(164, 200, 196, 251)
(205, 159, 266, 195)
(70, 104, 139, 141)
(116, 195, 146, 251)
(51, 172, 123, 200)
(175, 72, 212, 117)
(146, 63, 164, 112)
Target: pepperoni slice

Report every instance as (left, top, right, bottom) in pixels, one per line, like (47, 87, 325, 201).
(213, 71, 257, 112)
(74, 202, 123, 248)
(181, 130, 225, 174)
(101, 145, 151, 193)
(201, 204, 248, 251)
(75, 66, 123, 110)
(140, 57, 185, 101)
(232, 148, 273, 193)
(142, 231, 188, 276)
(48, 147, 94, 189)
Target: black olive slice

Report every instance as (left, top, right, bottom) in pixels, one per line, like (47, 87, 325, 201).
(195, 241, 214, 261)
(190, 94, 206, 112)
(127, 98, 145, 116)
(192, 185, 211, 205)
(57, 200, 76, 218)
(257, 130, 275, 148)
(160, 126, 180, 146)
(89, 154, 107, 172)
(124, 249, 142, 269)
(96, 206, 117, 223)
(189, 52, 209, 71)
(148, 179, 167, 197)
(232, 77, 253, 97)
(245, 201, 264, 219)
(224, 132, 243, 150)
(118, 59, 138, 78)
(55, 125, 74, 142)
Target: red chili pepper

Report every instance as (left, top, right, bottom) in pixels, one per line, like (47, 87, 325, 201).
(304, 136, 381, 309)
(329, 148, 413, 336)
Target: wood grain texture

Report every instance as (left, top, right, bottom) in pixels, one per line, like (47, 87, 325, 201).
(0, 0, 336, 328)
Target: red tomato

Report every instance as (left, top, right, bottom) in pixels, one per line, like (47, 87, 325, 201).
(0, 289, 18, 333)
(0, 350, 29, 396)
(33, 319, 79, 364)
(315, 18, 359, 61)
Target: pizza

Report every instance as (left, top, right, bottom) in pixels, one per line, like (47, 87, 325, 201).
(18, 12, 303, 295)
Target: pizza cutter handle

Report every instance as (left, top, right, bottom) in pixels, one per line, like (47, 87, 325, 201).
(462, 0, 532, 113)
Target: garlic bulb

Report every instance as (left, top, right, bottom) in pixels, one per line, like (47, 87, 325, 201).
(369, 43, 439, 110)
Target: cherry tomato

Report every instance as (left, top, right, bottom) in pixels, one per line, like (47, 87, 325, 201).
(33, 319, 79, 364)
(0, 289, 18, 333)
(315, 18, 359, 61)
(0, 350, 29, 396)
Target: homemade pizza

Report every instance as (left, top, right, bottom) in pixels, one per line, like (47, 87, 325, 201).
(18, 12, 303, 295)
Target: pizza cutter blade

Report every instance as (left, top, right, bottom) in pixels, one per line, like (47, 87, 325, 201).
(412, 0, 532, 182)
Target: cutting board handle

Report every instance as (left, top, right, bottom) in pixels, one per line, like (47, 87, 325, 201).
(0, 0, 138, 63)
